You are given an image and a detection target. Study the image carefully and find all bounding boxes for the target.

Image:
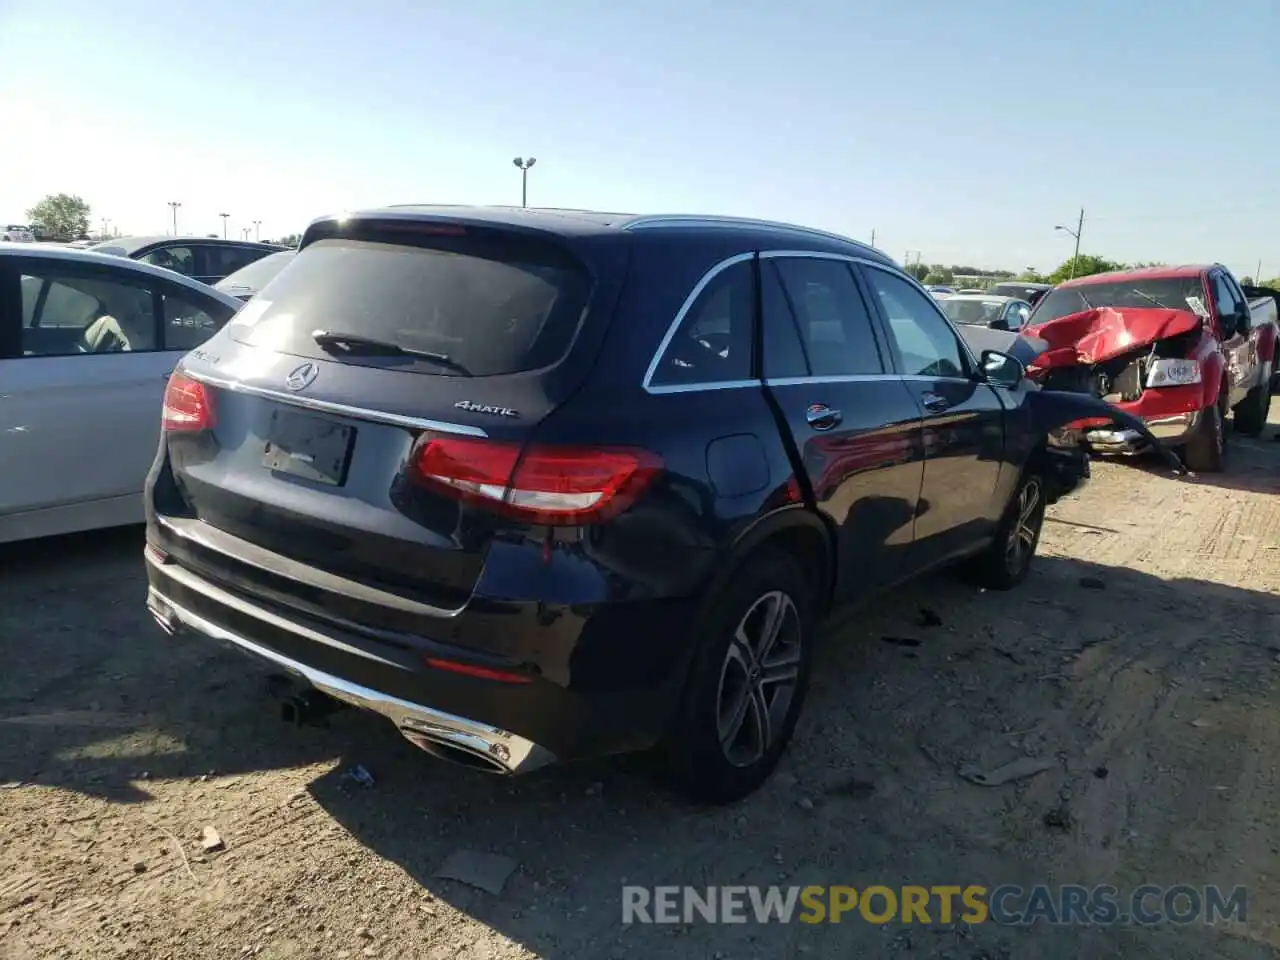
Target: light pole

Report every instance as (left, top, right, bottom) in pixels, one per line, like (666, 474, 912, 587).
(512, 157, 536, 208)
(100, 218, 111, 239)
(242, 227, 251, 241)
(1055, 207, 1085, 280)
(219, 213, 230, 239)
(253, 220, 262, 242)
(168, 201, 181, 235)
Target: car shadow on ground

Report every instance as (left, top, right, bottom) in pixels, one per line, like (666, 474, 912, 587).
(294, 553, 1280, 959)
(5, 532, 1280, 957)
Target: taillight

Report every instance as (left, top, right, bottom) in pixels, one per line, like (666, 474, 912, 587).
(162, 372, 216, 433)
(412, 437, 661, 525)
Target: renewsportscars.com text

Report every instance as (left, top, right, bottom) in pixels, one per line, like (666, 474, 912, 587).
(621, 884, 1247, 926)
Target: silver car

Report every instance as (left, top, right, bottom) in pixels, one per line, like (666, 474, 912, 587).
(0, 245, 242, 543)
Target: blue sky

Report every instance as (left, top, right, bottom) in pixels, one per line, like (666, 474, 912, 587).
(2, 0, 1277, 277)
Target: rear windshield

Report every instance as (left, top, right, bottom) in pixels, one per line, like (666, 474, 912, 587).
(227, 234, 593, 377)
(990, 284, 1044, 299)
(1031, 277, 1207, 325)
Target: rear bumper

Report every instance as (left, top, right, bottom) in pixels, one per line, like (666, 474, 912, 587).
(147, 583, 554, 774)
(144, 546, 692, 768)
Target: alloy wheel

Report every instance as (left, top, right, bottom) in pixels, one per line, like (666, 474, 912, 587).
(1005, 478, 1042, 573)
(715, 590, 803, 768)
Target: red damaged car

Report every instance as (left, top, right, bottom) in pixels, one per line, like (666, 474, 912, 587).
(1022, 264, 1279, 472)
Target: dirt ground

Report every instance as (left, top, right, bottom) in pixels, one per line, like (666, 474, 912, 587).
(4, 407, 1280, 960)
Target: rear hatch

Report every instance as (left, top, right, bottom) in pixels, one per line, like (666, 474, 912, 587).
(155, 214, 631, 634)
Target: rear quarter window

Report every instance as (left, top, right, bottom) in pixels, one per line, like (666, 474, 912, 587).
(227, 235, 593, 377)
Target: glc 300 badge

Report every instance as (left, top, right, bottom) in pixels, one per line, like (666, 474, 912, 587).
(454, 400, 519, 418)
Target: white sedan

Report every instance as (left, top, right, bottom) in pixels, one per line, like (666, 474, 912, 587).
(0, 245, 243, 543)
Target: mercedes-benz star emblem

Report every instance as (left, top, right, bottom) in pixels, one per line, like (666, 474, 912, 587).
(285, 362, 319, 392)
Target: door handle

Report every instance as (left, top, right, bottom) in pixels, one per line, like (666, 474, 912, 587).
(922, 392, 950, 412)
(806, 403, 842, 430)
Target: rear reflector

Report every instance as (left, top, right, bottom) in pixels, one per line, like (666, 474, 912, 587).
(424, 657, 532, 684)
(412, 437, 661, 525)
(1064, 416, 1113, 430)
(162, 372, 216, 433)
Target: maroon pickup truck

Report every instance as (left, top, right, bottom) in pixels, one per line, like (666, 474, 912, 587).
(1022, 264, 1279, 472)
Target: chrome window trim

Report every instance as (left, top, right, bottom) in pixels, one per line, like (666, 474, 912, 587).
(647, 379, 760, 396)
(183, 370, 489, 437)
(641, 251, 756, 393)
(765, 373, 895, 387)
(643, 249, 912, 395)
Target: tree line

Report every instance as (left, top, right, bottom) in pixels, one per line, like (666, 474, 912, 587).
(21, 193, 301, 246)
(906, 255, 1280, 291)
(16, 193, 1278, 288)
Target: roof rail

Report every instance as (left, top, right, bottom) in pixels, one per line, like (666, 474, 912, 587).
(622, 214, 874, 251)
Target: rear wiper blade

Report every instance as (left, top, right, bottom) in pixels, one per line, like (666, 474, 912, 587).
(311, 330, 471, 376)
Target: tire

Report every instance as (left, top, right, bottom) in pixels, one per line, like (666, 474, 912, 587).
(969, 472, 1047, 591)
(1182, 401, 1227, 472)
(657, 550, 816, 805)
(1233, 361, 1272, 437)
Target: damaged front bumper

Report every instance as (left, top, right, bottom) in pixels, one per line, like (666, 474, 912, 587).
(1027, 388, 1189, 476)
(1082, 410, 1201, 454)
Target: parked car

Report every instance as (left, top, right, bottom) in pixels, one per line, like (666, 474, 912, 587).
(1024, 264, 1279, 471)
(955, 288, 986, 295)
(1243, 283, 1280, 392)
(214, 249, 296, 302)
(87, 236, 287, 285)
(989, 281, 1053, 306)
(0, 245, 243, 543)
(924, 284, 955, 297)
(938, 294, 1036, 357)
(143, 205, 1109, 803)
(2, 225, 35, 243)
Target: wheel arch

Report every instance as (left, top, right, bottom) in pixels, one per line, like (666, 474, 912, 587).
(712, 505, 838, 617)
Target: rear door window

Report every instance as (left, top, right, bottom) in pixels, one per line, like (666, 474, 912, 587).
(771, 256, 884, 376)
(229, 236, 593, 377)
(760, 261, 810, 379)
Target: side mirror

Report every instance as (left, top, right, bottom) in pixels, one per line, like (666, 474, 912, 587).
(989, 317, 1009, 331)
(980, 349, 1025, 389)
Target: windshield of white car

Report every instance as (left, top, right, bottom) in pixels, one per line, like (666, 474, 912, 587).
(1031, 277, 1206, 324)
(940, 298, 1005, 326)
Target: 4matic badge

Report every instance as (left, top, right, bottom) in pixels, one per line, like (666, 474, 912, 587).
(454, 400, 520, 418)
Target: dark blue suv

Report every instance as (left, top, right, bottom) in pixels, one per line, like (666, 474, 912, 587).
(143, 206, 1091, 802)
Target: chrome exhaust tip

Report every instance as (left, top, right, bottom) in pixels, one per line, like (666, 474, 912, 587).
(400, 727, 511, 774)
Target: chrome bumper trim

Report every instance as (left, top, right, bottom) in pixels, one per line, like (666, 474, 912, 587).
(145, 586, 557, 775)
(1085, 411, 1200, 452)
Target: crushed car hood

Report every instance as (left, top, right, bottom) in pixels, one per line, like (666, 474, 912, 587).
(1023, 306, 1202, 367)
